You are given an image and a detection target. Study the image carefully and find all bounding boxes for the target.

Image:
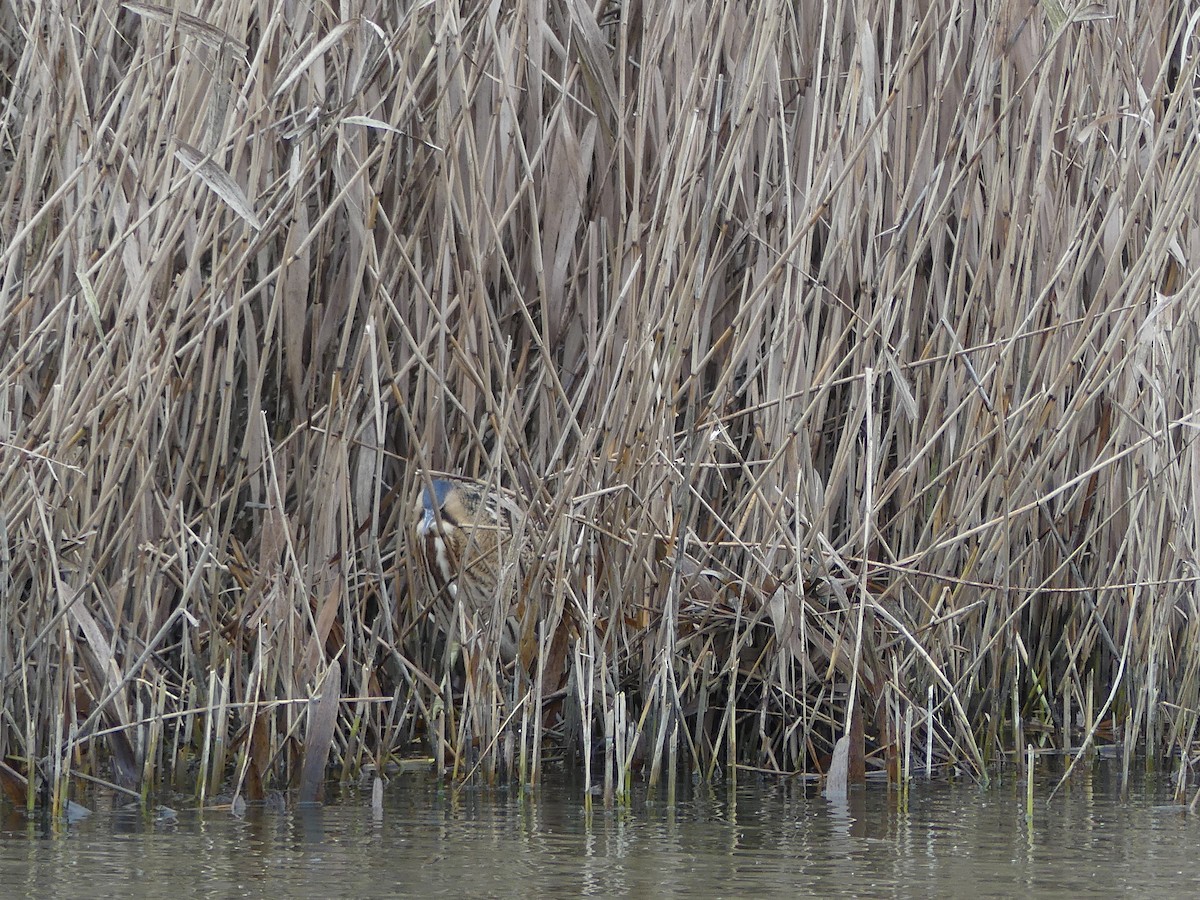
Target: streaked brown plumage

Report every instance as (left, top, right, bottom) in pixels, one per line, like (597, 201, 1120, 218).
(413, 476, 535, 666)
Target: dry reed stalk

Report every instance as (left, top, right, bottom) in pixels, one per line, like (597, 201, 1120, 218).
(1, 0, 1198, 804)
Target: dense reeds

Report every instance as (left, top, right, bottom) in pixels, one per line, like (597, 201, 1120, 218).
(2, 0, 1199, 809)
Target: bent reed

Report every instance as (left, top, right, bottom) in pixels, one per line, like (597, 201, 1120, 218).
(2, 0, 1199, 809)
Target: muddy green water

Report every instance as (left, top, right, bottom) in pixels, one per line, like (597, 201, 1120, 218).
(2, 767, 1198, 898)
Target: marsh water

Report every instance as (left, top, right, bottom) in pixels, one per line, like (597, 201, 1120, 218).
(2, 765, 1198, 898)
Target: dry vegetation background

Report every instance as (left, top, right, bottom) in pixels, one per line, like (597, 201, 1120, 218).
(2, 0, 1199, 806)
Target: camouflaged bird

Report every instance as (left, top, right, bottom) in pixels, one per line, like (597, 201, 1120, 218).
(413, 476, 538, 668)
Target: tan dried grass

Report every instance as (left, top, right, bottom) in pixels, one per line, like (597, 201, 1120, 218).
(1, 0, 1198, 801)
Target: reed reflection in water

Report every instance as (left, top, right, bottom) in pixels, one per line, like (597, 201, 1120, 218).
(1, 767, 1197, 898)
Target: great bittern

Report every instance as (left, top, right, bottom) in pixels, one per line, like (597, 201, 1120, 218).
(413, 476, 536, 667)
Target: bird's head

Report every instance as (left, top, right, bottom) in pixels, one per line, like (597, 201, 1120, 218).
(418, 478, 458, 536)
(417, 478, 495, 536)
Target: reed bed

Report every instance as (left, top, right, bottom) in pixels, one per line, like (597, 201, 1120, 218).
(2, 0, 1199, 809)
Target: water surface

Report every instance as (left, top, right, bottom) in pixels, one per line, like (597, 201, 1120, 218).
(2, 766, 1198, 898)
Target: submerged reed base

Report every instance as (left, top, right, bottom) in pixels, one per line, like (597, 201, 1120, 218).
(2, 1, 1199, 811)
